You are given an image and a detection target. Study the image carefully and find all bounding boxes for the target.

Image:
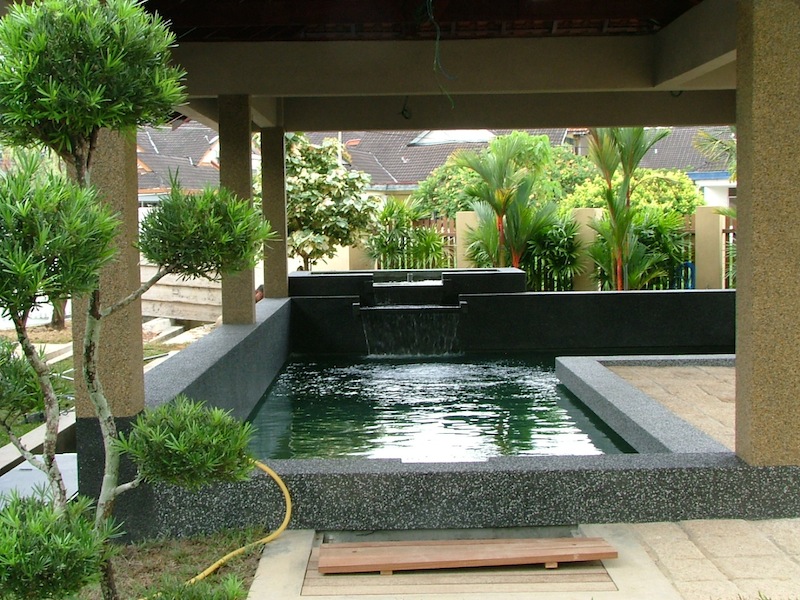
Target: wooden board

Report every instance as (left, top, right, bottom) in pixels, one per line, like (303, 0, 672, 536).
(317, 537, 617, 575)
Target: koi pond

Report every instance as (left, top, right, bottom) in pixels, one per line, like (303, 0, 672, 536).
(248, 354, 633, 462)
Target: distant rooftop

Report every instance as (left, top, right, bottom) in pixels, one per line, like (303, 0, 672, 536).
(137, 124, 734, 195)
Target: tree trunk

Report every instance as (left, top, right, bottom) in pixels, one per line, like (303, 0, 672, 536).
(496, 215, 506, 268)
(50, 298, 67, 330)
(13, 318, 68, 508)
(100, 559, 120, 600)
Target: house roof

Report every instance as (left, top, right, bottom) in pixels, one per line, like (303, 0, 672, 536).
(138, 124, 733, 194)
(640, 126, 733, 173)
(307, 127, 731, 188)
(137, 122, 220, 192)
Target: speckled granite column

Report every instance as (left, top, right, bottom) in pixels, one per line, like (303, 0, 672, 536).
(261, 127, 288, 298)
(72, 130, 144, 419)
(219, 95, 256, 323)
(736, 1, 800, 465)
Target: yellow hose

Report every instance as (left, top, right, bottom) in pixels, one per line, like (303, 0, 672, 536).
(185, 460, 292, 585)
(138, 460, 292, 600)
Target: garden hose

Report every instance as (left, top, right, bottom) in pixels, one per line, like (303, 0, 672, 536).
(138, 461, 291, 600)
(185, 460, 292, 586)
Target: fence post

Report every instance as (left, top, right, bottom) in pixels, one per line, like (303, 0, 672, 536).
(455, 211, 478, 268)
(695, 205, 726, 289)
(572, 208, 603, 291)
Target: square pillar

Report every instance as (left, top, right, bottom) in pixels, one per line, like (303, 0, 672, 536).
(219, 95, 256, 323)
(572, 208, 603, 291)
(72, 130, 144, 419)
(260, 127, 289, 298)
(73, 131, 148, 505)
(694, 206, 726, 290)
(736, 1, 800, 465)
(455, 210, 478, 268)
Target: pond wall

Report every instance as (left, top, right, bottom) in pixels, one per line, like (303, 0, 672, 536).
(78, 273, 753, 540)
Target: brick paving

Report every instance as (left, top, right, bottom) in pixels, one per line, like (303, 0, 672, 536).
(613, 365, 800, 600)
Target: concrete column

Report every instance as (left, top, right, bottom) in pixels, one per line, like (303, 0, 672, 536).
(736, 1, 800, 465)
(695, 206, 726, 290)
(260, 127, 289, 297)
(455, 210, 478, 268)
(219, 95, 255, 323)
(72, 130, 144, 419)
(572, 208, 603, 291)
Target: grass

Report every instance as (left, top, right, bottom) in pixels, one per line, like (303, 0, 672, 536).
(73, 527, 264, 599)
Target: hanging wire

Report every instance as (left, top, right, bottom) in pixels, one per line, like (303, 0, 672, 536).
(426, 0, 456, 109)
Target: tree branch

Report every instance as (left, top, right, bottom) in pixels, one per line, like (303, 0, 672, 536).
(112, 475, 142, 499)
(0, 421, 46, 472)
(101, 264, 174, 318)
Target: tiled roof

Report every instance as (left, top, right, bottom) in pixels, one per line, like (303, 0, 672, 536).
(308, 129, 571, 186)
(140, 124, 733, 194)
(137, 122, 220, 192)
(640, 126, 733, 172)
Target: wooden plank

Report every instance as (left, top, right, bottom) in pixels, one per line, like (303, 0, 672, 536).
(317, 537, 617, 575)
(305, 544, 617, 597)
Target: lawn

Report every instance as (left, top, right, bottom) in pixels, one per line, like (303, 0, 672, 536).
(73, 527, 263, 599)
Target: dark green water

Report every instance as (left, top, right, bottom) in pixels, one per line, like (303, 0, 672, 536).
(248, 355, 633, 462)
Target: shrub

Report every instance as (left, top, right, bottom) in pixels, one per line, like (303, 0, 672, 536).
(365, 197, 448, 269)
(0, 493, 116, 600)
(116, 396, 255, 490)
(139, 183, 274, 280)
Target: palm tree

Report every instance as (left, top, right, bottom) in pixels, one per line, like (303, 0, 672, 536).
(453, 132, 550, 267)
(587, 127, 670, 290)
(503, 176, 557, 269)
(693, 126, 737, 182)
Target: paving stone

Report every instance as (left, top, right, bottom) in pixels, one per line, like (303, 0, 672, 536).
(755, 520, 800, 556)
(680, 519, 759, 539)
(655, 556, 730, 582)
(733, 578, 800, 599)
(691, 535, 783, 559)
(671, 579, 743, 600)
(632, 522, 692, 543)
(713, 555, 800, 581)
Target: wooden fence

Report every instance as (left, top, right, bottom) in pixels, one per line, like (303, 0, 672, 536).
(413, 217, 457, 268)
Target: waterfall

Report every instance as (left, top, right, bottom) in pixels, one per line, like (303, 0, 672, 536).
(359, 304, 462, 356)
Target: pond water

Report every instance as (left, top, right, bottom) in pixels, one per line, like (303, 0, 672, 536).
(248, 354, 634, 462)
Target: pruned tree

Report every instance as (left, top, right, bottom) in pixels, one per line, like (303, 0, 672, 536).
(0, 2, 274, 599)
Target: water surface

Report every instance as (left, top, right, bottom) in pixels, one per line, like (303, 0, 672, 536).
(248, 355, 632, 462)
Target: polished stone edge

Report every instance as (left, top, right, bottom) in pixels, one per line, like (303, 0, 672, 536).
(144, 298, 291, 421)
(556, 355, 732, 454)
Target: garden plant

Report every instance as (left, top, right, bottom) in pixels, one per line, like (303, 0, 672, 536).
(585, 127, 671, 290)
(0, 1, 274, 599)
(283, 132, 378, 270)
(365, 196, 449, 269)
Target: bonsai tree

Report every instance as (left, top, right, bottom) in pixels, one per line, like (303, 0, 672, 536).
(0, 0, 184, 187)
(0, 1, 274, 598)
